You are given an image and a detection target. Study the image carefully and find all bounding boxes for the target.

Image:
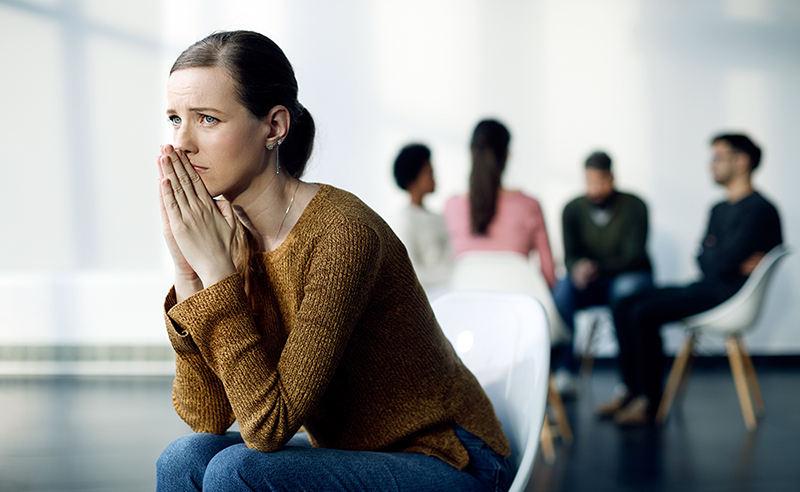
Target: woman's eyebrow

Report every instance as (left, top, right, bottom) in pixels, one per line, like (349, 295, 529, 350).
(165, 107, 225, 115)
(188, 107, 224, 114)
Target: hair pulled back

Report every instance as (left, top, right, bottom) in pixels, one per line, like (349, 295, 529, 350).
(170, 31, 315, 310)
(171, 30, 315, 178)
(469, 119, 510, 235)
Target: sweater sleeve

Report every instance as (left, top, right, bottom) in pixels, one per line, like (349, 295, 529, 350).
(164, 287, 236, 435)
(562, 200, 582, 274)
(597, 197, 649, 275)
(165, 220, 381, 452)
(530, 199, 557, 288)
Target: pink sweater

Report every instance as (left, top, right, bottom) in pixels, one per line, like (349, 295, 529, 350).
(444, 191, 556, 288)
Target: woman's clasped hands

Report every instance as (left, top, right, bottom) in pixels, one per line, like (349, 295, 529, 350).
(158, 144, 238, 301)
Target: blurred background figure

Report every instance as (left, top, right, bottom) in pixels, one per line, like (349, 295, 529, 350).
(444, 119, 567, 348)
(444, 120, 556, 287)
(551, 151, 653, 396)
(393, 143, 452, 298)
(600, 134, 783, 426)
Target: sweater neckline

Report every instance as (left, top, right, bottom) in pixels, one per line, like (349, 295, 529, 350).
(262, 183, 329, 258)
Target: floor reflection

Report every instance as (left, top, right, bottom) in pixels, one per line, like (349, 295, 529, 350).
(527, 362, 800, 492)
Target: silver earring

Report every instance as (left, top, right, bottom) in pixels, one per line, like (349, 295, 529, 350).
(274, 139, 282, 174)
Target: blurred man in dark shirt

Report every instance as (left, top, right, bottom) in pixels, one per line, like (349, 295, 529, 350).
(552, 151, 653, 395)
(597, 133, 783, 425)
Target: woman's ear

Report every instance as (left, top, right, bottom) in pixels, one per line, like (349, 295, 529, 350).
(264, 105, 291, 149)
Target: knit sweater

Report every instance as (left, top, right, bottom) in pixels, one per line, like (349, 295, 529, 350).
(163, 184, 510, 470)
(562, 191, 651, 276)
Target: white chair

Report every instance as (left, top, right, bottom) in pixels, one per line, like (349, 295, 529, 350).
(450, 252, 572, 463)
(450, 251, 569, 345)
(656, 245, 790, 431)
(432, 291, 551, 492)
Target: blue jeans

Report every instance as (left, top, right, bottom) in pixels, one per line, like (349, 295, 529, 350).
(551, 270, 653, 373)
(156, 426, 512, 492)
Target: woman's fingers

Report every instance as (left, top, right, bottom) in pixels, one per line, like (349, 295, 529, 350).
(163, 146, 216, 210)
(160, 175, 183, 227)
(160, 153, 191, 213)
(215, 198, 237, 231)
(178, 151, 215, 205)
(157, 155, 170, 225)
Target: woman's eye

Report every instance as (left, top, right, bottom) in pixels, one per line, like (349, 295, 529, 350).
(203, 115, 218, 124)
(169, 115, 181, 126)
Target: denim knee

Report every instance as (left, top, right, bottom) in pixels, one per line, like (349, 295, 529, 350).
(157, 433, 243, 492)
(157, 434, 208, 492)
(203, 444, 271, 492)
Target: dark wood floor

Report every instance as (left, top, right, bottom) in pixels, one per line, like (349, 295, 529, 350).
(1, 359, 798, 491)
(529, 358, 800, 492)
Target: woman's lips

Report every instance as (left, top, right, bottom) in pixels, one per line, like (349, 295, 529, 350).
(191, 164, 208, 173)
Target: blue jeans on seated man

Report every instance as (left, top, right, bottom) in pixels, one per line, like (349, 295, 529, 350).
(551, 270, 653, 374)
(156, 425, 513, 492)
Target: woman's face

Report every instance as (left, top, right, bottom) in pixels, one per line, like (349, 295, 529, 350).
(166, 66, 270, 199)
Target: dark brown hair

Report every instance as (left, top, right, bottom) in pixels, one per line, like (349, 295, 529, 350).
(711, 133, 762, 170)
(171, 31, 315, 310)
(469, 120, 510, 235)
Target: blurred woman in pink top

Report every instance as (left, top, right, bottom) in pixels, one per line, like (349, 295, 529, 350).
(444, 120, 556, 288)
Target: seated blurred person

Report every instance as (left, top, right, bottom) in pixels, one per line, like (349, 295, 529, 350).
(552, 151, 653, 395)
(444, 120, 557, 289)
(444, 120, 567, 347)
(599, 133, 782, 425)
(393, 143, 452, 298)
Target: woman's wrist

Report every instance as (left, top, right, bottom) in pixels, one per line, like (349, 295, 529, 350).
(175, 274, 204, 303)
(196, 261, 238, 291)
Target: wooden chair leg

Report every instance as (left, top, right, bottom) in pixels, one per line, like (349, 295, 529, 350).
(675, 345, 696, 403)
(656, 332, 696, 424)
(579, 315, 600, 378)
(548, 375, 573, 444)
(727, 336, 758, 431)
(540, 414, 556, 464)
(736, 336, 765, 414)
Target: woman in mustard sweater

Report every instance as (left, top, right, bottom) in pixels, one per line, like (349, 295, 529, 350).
(154, 31, 511, 491)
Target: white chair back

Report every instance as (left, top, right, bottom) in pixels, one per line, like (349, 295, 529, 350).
(432, 291, 550, 492)
(683, 245, 790, 335)
(451, 251, 569, 344)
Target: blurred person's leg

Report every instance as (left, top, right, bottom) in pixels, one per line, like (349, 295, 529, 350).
(552, 276, 611, 395)
(610, 284, 723, 423)
(608, 271, 653, 307)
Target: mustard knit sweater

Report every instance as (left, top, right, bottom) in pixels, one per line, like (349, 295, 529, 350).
(164, 184, 510, 470)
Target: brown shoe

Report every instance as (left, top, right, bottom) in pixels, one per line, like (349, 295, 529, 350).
(613, 396, 653, 426)
(595, 393, 631, 418)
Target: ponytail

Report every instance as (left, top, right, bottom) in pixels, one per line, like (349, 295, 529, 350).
(281, 103, 316, 178)
(469, 147, 502, 235)
(468, 119, 510, 235)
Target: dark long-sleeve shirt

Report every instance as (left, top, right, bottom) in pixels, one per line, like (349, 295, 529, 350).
(697, 191, 782, 298)
(562, 191, 651, 276)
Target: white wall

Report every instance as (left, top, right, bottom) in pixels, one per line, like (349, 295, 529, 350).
(0, 0, 798, 354)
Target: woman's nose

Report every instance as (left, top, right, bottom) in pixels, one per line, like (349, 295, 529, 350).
(173, 125, 197, 154)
